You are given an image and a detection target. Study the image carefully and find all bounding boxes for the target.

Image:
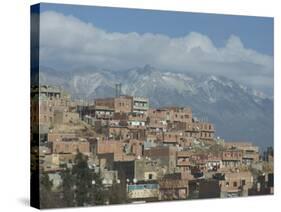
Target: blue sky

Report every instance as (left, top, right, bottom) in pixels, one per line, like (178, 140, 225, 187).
(40, 3, 273, 56)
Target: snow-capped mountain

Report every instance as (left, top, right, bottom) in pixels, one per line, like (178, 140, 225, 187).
(39, 65, 273, 149)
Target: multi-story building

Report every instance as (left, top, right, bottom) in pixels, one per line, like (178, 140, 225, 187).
(106, 126, 130, 140)
(94, 98, 115, 110)
(147, 108, 169, 131)
(114, 96, 133, 113)
(163, 131, 184, 145)
(51, 140, 90, 155)
(184, 121, 215, 140)
(159, 179, 189, 200)
(132, 96, 149, 114)
(219, 171, 254, 197)
(53, 110, 80, 125)
(162, 107, 192, 123)
(206, 155, 222, 171)
(39, 85, 62, 99)
(127, 183, 159, 202)
(147, 107, 192, 130)
(224, 142, 260, 165)
(33, 85, 71, 130)
(95, 96, 133, 114)
(222, 149, 243, 168)
(176, 151, 192, 173)
(113, 158, 162, 184)
(127, 112, 147, 128)
(123, 139, 144, 158)
(48, 132, 77, 142)
(144, 146, 177, 174)
(96, 139, 124, 161)
(95, 108, 115, 120)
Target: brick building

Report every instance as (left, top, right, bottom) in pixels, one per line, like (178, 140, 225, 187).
(184, 121, 215, 140)
(222, 149, 243, 168)
(51, 141, 90, 155)
(96, 140, 124, 160)
(48, 132, 77, 142)
(144, 146, 177, 174)
(132, 96, 149, 114)
(220, 171, 254, 197)
(224, 142, 260, 165)
(162, 107, 192, 123)
(176, 151, 192, 172)
(107, 126, 130, 140)
(159, 178, 189, 200)
(127, 112, 147, 128)
(95, 96, 133, 114)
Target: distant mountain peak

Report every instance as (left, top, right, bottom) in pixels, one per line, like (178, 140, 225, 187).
(39, 65, 273, 149)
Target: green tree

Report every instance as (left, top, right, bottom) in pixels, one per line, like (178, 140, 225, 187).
(60, 168, 75, 207)
(108, 179, 127, 204)
(40, 173, 52, 208)
(40, 173, 62, 208)
(71, 152, 92, 206)
(91, 172, 107, 205)
(41, 173, 52, 190)
(71, 151, 107, 206)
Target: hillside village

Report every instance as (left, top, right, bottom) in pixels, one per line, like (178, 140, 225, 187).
(31, 84, 274, 207)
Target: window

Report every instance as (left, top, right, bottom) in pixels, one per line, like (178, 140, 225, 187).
(242, 180, 246, 186)
(233, 182, 237, 187)
(149, 174, 153, 180)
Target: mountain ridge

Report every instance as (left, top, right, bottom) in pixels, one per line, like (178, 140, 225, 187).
(39, 65, 273, 149)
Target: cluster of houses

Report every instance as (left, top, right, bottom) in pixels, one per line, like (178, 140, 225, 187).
(31, 85, 274, 202)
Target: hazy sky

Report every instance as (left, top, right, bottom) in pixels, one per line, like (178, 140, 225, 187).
(38, 3, 274, 96)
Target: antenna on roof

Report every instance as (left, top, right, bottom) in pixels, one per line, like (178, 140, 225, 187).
(115, 83, 122, 97)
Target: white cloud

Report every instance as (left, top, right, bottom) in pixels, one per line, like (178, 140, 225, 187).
(39, 11, 273, 95)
